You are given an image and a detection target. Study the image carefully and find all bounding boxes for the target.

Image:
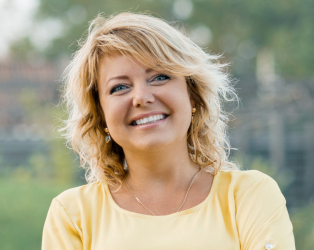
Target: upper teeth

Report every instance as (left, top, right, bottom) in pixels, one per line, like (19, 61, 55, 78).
(135, 114, 166, 125)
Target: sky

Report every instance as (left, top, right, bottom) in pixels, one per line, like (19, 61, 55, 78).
(0, 0, 39, 59)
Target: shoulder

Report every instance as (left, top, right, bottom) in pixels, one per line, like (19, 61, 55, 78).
(44, 181, 111, 238)
(217, 171, 295, 248)
(216, 169, 274, 185)
(216, 169, 278, 187)
(53, 181, 107, 213)
(214, 170, 284, 205)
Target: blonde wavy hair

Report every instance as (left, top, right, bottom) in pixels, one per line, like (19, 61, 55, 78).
(61, 12, 238, 185)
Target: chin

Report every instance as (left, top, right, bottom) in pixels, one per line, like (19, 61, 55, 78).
(131, 136, 174, 152)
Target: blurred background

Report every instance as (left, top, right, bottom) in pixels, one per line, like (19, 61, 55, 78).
(0, 0, 313, 249)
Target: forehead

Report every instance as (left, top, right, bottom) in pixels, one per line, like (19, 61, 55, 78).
(100, 55, 145, 72)
(98, 54, 158, 83)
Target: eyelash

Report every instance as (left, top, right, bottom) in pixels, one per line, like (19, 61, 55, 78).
(151, 74, 170, 82)
(110, 74, 171, 94)
(110, 84, 127, 94)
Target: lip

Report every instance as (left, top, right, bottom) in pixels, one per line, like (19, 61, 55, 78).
(129, 111, 169, 125)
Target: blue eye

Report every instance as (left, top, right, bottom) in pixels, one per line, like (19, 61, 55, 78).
(110, 84, 127, 94)
(153, 74, 170, 82)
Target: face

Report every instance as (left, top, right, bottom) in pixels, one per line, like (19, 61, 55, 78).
(97, 54, 193, 153)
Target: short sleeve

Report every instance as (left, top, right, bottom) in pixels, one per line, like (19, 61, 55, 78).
(236, 174, 295, 250)
(42, 198, 83, 250)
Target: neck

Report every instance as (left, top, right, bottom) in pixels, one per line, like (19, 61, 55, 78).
(123, 140, 199, 193)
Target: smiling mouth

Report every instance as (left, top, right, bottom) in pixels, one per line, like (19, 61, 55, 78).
(131, 114, 168, 126)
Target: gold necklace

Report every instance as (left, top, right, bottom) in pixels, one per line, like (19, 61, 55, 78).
(124, 167, 202, 216)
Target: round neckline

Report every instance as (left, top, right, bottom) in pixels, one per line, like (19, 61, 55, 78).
(102, 170, 220, 219)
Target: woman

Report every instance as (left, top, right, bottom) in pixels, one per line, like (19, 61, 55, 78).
(42, 12, 295, 249)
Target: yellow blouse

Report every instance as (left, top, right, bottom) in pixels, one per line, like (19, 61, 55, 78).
(42, 170, 295, 250)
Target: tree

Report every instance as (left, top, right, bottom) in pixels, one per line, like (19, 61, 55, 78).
(10, 0, 314, 79)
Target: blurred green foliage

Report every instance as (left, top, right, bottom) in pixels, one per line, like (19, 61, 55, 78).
(15, 87, 83, 185)
(291, 205, 314, 249)
(11, 0, 314, 79)
(0, 178, 73, 250)
(233, 152, 295, 193)
(0, 77, 84, 249)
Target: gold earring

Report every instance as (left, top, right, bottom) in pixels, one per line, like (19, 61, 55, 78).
(192, 108, 196, 123)
(105, 128, 111, 143)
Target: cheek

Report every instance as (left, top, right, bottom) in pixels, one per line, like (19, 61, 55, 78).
(101, 98, 127, 130)
(162, 84, 192, 122)
(171, 83, 191, 108)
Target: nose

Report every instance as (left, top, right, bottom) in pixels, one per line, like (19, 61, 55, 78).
(132, 84, 155, 108)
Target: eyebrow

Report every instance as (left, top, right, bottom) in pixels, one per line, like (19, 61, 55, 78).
(106, 68, 154, 85)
